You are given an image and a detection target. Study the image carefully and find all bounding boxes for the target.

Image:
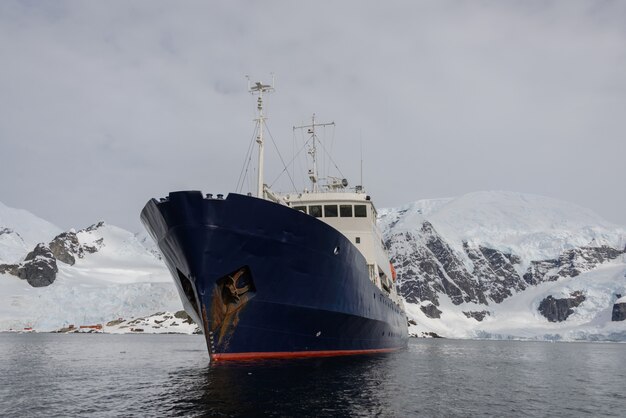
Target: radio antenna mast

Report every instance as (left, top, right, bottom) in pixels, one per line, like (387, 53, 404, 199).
(246, 74, 275, 199)
(360, 133, 363, 189)
(293, 114, 334, 192)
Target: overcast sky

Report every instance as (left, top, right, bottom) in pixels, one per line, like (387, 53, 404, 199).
(1, 1, 625, 231)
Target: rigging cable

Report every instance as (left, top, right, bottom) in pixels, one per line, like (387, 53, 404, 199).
(235, 122, 259, 193)
(265, 124, 298, 192)
(316, 134, 346, 180)
(269, 133, 312, 189)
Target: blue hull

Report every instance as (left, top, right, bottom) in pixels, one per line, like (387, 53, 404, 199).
(141, 191, 408, 360)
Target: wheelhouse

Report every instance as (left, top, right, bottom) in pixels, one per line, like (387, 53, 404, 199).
(283, 191, 396, 299)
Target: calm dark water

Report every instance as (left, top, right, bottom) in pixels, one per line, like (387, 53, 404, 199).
(0, 334, 624, 417)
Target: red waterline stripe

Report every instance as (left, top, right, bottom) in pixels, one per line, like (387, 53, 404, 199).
(211, 347, 401, 361)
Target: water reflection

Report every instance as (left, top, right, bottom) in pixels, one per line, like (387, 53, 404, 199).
(164, 354, 397, 417)
(2, 335, 625, 417)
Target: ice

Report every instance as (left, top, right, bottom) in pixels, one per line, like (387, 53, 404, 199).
(2, 192, 624, 340)
(0, 202, 182, 331)
(381, 191, 626, 342)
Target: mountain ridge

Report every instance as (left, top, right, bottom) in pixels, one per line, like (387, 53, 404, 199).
(1, 192, 625, 340)
(0, 200, 181, 331)
(380, 191, 626, 341)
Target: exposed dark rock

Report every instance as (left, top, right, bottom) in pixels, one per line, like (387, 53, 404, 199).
(422, 332, 443, 338)
(524, 259, 561, 285)
(612, 302, 626, 322)
(386, 223, 487, 307)
(17, 244, 58, 287)
(420, 303, 442, 319)
(23, 243, 53, 262)
(385, 215, 624, 312)
(407, 318, 418, 326)
(73, 222, 106, 254)
(82, 221, 105, 233)
(83, 238, 104, 254)
(422, 222, 486, 305)
(524, 246, 623, 285)
(385, 209, 408, 230)
(463, 310, 491, 321)
(0, 264, 19, 275)
(388, 231, 443, 306)
(106, 318, 125, 327)
(49, 231, 83, 265)
(464, 242, 525, 303)
(174, 310, 195, 324)
(538, 291, 586, 322)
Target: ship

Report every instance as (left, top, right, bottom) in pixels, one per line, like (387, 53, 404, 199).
(141, 79, 408, 361)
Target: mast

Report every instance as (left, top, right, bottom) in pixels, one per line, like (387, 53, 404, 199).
(294, 114, 334, 193)
(247, 75, 274, 199)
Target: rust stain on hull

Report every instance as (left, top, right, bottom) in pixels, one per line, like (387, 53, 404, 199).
(209, 267, 255, 352)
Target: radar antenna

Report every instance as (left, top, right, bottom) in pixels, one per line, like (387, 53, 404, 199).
(246, 74, 275, 198)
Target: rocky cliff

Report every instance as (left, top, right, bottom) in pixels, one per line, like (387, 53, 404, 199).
(0, 201, 179, 331)
(0, 222, 107, 287)
(612, 295, 626, 322)
(385, 220, 624, 309)
(379, 191, 626, 341)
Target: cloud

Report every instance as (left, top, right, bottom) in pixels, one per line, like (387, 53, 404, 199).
(0, 0, 625, 230)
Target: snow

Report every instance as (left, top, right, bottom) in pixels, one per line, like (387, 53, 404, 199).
(2, 193, 624, 341)
(103, 311, 199, 334)
(406, 262, 626, 342)
(0, 230, 28, 265)
(385, 192, 626, 342)
(0, 214, 183, 331)
(380, 191, 626, 272)
(0, 201, 61, 263)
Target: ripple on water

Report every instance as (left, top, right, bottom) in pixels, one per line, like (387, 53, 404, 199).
(1, 335, 625, 417)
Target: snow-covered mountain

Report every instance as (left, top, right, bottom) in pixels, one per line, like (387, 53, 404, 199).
(2, 192, 625, 341)
(0, 201, 182, 331)
(380, 191, 626, 341)
(0, 201, 61, 264)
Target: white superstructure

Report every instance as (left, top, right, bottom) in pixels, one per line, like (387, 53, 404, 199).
(281, 190, 401, 305)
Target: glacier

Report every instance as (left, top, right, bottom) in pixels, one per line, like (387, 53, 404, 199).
(0, 202, 183, 331)
(380, 191, 626, 341)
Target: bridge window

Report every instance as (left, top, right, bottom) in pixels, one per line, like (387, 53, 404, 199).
(309, 205, 322, 218)
(339, 205, 353, 217)
(324, 205, 338, 217)
(293, 206, 307, 214)
(355, 205, 367, 218)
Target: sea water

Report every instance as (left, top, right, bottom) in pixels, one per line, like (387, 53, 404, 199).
(0, 334, 624, 417)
